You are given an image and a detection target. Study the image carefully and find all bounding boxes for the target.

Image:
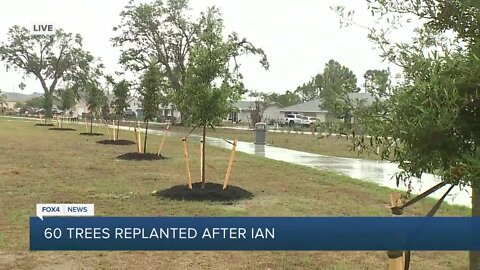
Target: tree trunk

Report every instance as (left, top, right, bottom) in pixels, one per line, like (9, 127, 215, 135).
(180, 111, 191, 127)
(470, 180, 480, 270)
(201, 124, 206, 189)
(117, 118, 120, 141)
(44, 91, 53, 119)
(143, 120, 149, 154)
(90, 114, 93, 134)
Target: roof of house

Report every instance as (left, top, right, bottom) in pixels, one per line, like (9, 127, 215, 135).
(4, 92, 43, 102)
(279, 99, 327, 113)
(233, 100, 284, 111)
(279, 92, 376, 113)
(348, 92, 376, 105)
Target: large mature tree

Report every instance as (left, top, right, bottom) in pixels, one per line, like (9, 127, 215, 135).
(139, 64, 164, 153)
(112, 79, 131, 140)
(268, 91, 301, 107)
(294, 74, 324, 102)
(319, 60, 358, 117)
(336, 0, 480, 268)
(363, 69, 390, 97)
(112, 0, 268, 124)
(180, 7, 268, 188)
(0, 26, 103, 118)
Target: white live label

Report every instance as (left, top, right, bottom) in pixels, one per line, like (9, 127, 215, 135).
(36, 204, 94, 220)
(31, 23, 55, 35)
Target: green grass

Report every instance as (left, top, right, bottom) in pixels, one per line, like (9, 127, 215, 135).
(0, 118, 470, 269)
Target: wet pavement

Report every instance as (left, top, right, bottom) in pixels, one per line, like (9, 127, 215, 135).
(140, 127, 472, 208)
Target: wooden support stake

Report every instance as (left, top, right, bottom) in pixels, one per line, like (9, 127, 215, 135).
(136, 129, 142, 154)
(157, 125, 169, 156)
(182, 138, 192, 189)
(200, 139, 204, 180)
(223, 139, 238, 190)
(388, 192, 405, 270)
(105, 121, 111, 140)
(112, 120, 116, 141)
(134, 127, 139, 153)
(85, 119, 88, 133)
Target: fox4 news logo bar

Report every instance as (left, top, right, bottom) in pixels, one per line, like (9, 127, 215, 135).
(36, 204, 94, 220)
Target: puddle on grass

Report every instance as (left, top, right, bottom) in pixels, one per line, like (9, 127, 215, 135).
(114, 125, 472, 207)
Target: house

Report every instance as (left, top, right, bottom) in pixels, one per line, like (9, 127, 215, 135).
(278, 92, 376, 123)
(72, 99, 89, 117)
(227, 101, 284, 124)
(126, 96, 181, 122)
(4, 92, 44, 110)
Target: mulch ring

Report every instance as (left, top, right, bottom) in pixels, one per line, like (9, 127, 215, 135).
(35, 123, 55, 127)
(155, 182, 253, 202)
(48, 128, 77, 131)
(79, 133, 104, 136)
(117, 152, 165, 161)
(96, 140, 136, 145)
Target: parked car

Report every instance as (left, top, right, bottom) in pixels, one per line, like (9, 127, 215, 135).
(123, 110, 136, 118)
(284, 114, 305, 126)
(302, 116, 320, 126)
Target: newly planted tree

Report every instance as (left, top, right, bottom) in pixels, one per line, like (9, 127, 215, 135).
(58, 87, 76, 115)
(336, 0, 480, 268)
(113, 0, 267, 125)
(85, 83, 106, 134)
(112, 80, 131, 140)
(139, 65, 164, 153)
(180, 8, 268, 188)
(0, 26, 103, 118)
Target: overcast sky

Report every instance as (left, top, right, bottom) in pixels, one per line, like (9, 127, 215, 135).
(0, 0, 406, 95)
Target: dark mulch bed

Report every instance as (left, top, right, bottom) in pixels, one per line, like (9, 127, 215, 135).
(79, 133, 104, 136)
(48, 128, 77, 131)
(117, 152, 165, 161)
(96, 140, 136, 145)
(155, 182, 253, 202)
(35, 123, 55, 127)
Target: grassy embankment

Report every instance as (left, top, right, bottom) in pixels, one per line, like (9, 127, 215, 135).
(0, 119, 470, 269)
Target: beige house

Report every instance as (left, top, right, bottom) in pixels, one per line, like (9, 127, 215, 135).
(278, 93, 376, 123)
(227, 101, 284, 124)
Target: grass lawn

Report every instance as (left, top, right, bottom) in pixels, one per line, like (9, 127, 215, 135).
(166, 125, 381, 160)
(0, 118, 471, 269)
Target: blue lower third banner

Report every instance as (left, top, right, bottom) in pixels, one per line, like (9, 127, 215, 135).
(30, 217, 480, 251)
